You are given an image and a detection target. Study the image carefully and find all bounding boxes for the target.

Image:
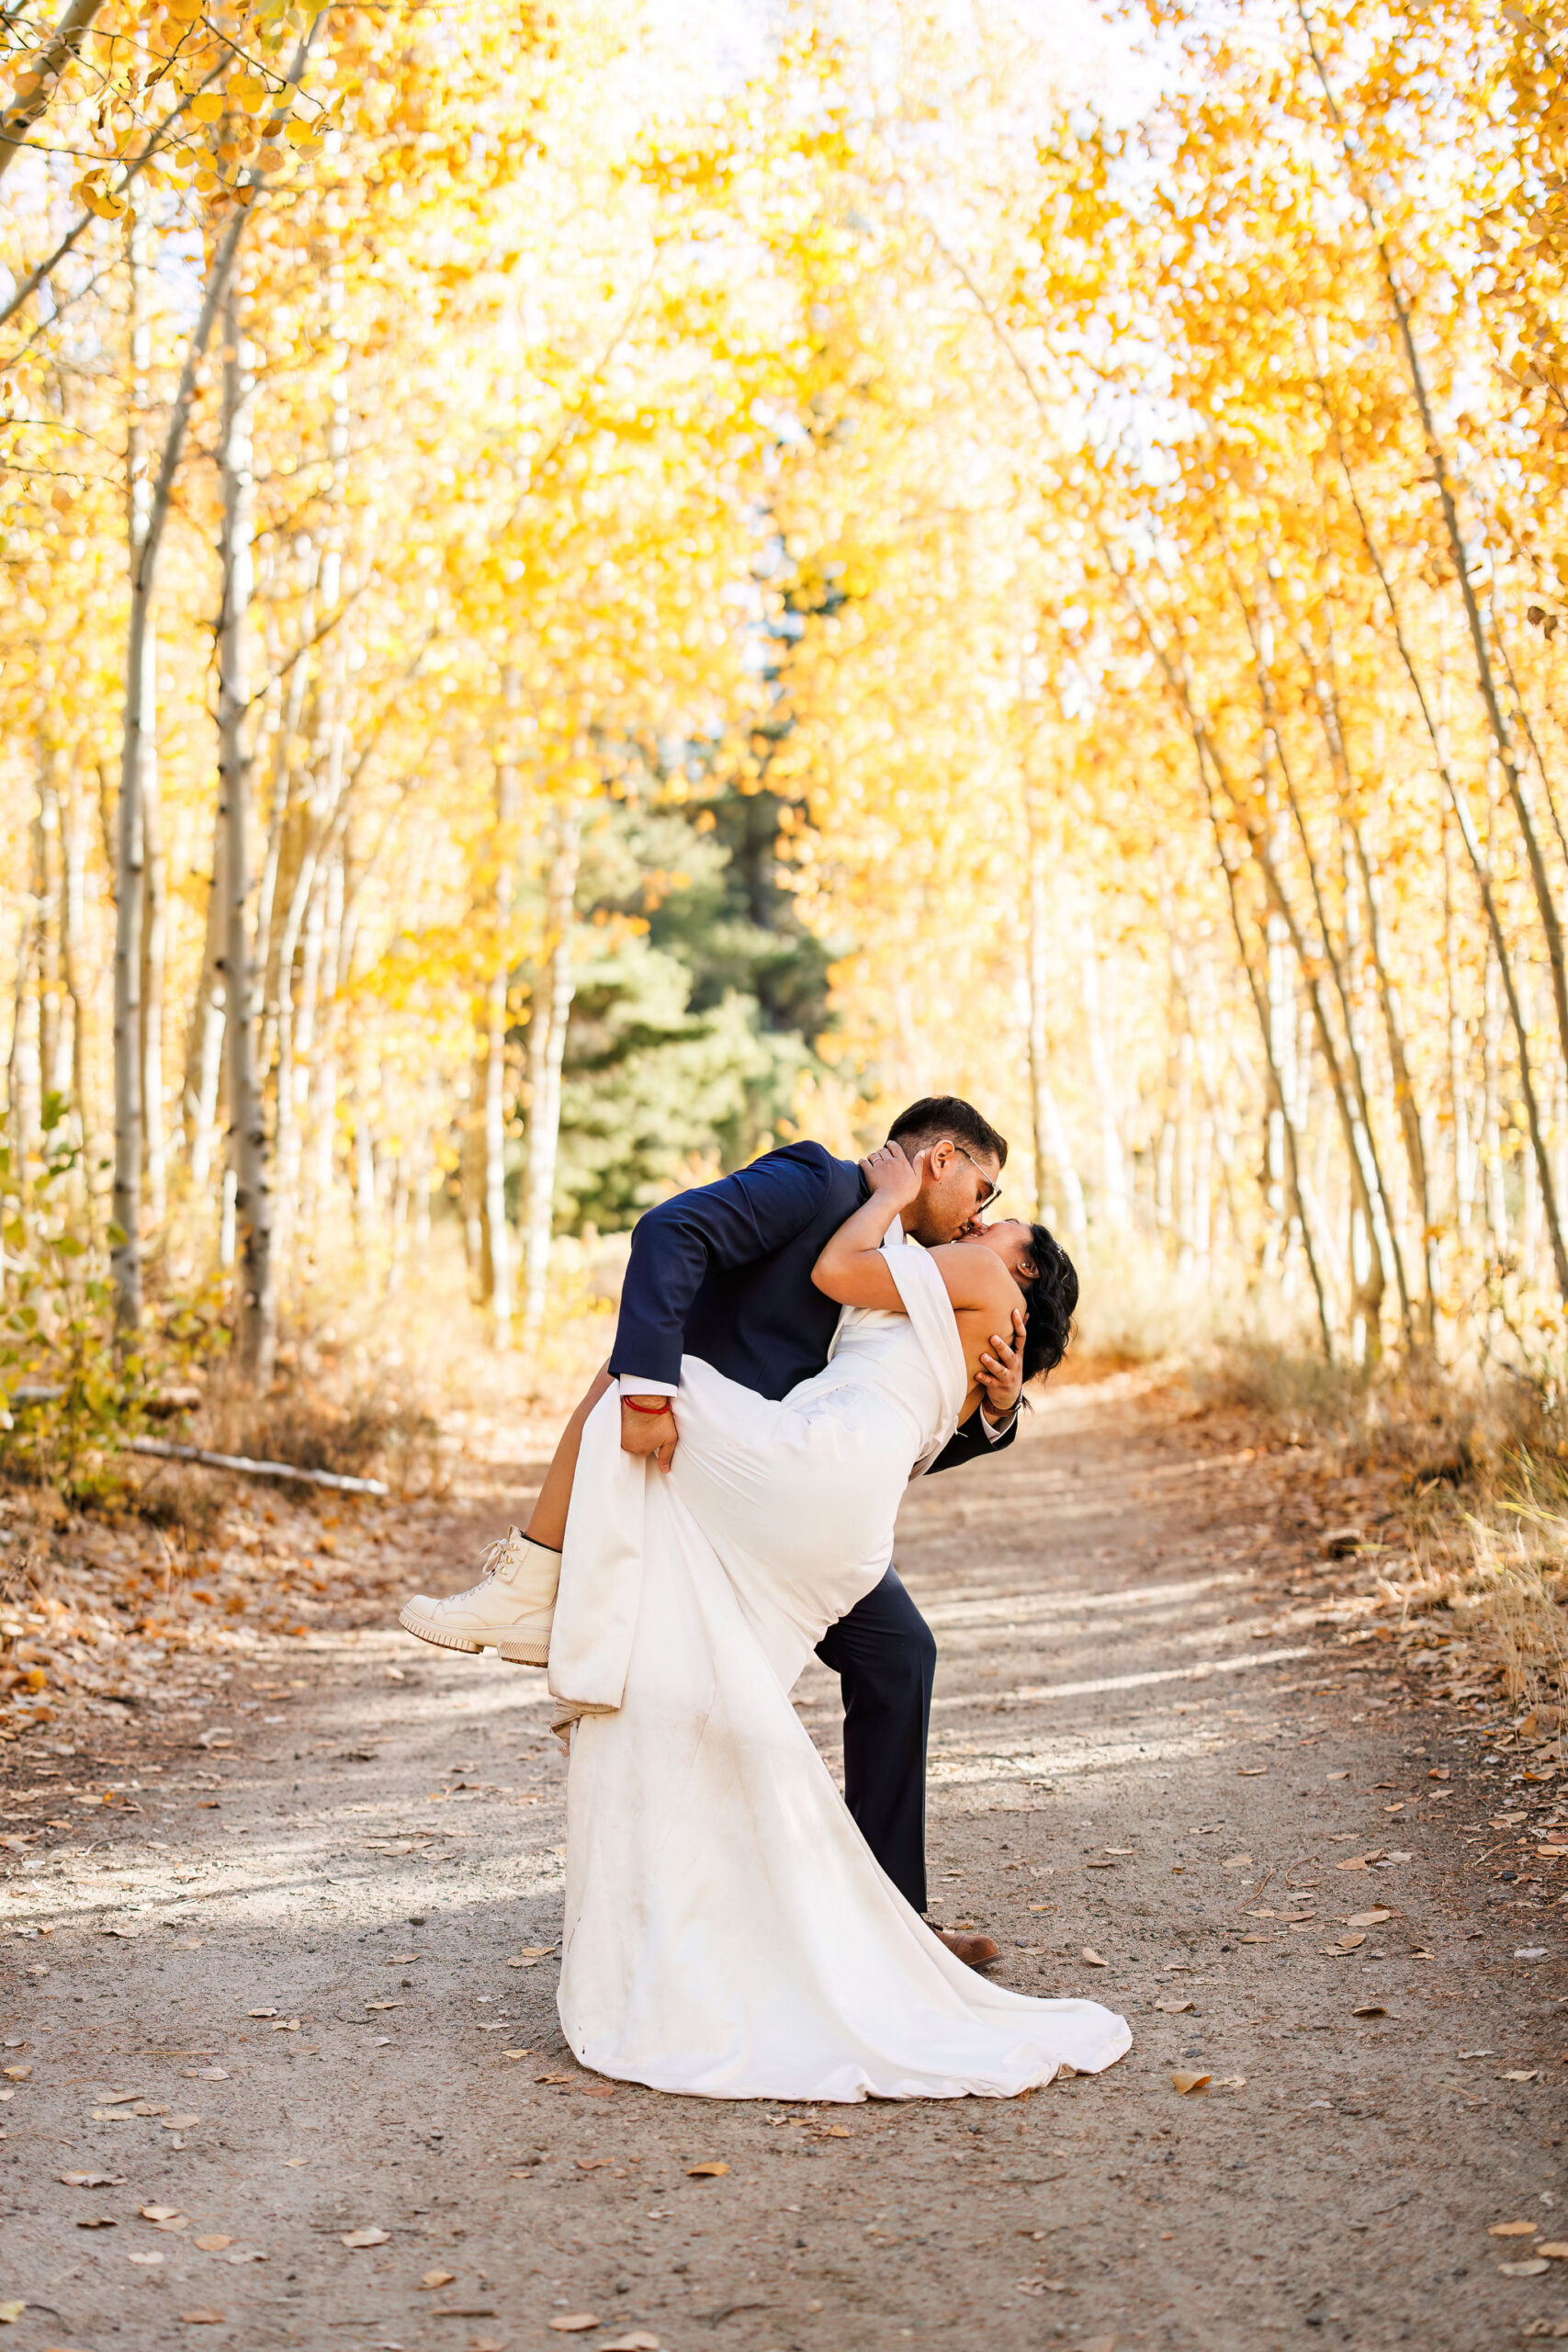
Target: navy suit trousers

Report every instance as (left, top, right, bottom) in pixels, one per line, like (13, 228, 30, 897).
(814, 1566, 937, 1916)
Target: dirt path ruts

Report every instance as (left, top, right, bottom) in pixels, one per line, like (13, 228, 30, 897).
(2, 1372, 1564, 2352)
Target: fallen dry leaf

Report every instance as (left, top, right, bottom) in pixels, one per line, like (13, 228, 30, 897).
(0, 2306, 22, 2326)
(126, 2250, 164, 2267)
(141, 2205, 182, 2222)
(502, 2048, 534, 2060)
(1492, 2222, 1541, 2237)
(1503, 2069, 1542, 2083)
(59, 2173, 122, 2188)
(1500, 2258, 1551, 2277)
(420, 2270, 457, 2289)
(576, 2158, 613, 2172)
(686, 2161, 729, 2177)
(1081, 1948, 1108, 1968)
(1344, 1910, 1393, 1928)
(1154, 1998, 1195, 2014)
(3, 2066, 31, 2082)
(76, 2216, 117, 2229)
(548, 2320, 600, 2335)
(246, 2009, 276, 2020)
(1540, 2243, 1568, 2259)
(818, 2124, 852, 2138)
(1170, 2072, 1211, 2095)
(193, 2235, 231, 2254)
(175, 2312, 225, 2327)
(1351, 2004, 1387, 2018)
(1213, 2075, 1248, 2088)
(599, 2335, 660, 2351)
(339, 2228, 390, 2249)
(164, 2115, 201, 2132)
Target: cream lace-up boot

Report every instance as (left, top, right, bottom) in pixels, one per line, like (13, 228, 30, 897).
(398, 1527, 558, 1667)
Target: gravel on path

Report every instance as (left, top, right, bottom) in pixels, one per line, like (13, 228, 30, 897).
(2, 1369, 1565, 2352)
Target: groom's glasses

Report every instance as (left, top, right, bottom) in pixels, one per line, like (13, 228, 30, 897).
(952, 1140, 1002, 1215)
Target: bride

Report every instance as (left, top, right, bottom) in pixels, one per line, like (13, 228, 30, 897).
(538, 1138, 1131, 2102)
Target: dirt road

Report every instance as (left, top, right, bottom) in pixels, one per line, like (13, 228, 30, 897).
(3, 1371, 1566, 2352)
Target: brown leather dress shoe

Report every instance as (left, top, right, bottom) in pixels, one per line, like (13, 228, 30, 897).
(932, 1927, 1001, 1970)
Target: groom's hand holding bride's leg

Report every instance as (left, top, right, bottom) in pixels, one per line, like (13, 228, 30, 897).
(619, 1392, 678, 1471)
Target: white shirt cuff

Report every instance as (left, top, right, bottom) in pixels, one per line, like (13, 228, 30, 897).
(980, 1405, 1018, 1440)
(619, 1377, 677, 1397)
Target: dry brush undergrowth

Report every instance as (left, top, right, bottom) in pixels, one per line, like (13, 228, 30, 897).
(1195, 1335, 1568, 1741)
(0, 1234, 614, 1747)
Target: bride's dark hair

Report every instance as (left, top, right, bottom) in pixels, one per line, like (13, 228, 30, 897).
(1018, 1224, 1078, 1385)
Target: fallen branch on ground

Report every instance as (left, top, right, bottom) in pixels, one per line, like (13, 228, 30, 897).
(129, 1438, 389, 1495)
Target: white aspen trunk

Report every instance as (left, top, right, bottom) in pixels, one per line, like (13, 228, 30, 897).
(113, 199, 247, 1322)
(354, 1104, 376, 1237)
(218, 277, 274, 1386)
(307, 849, 344, 1214)
(1156, 1105, 1176, 1241)
(1442, 760, 1473, 1238)
(386, 1154, 410, 1296)
(1194, 1102, 1213, 1270)
(1265, 905, 1292, 1281)
(140, 640, 166, 1227)
(1079, 923, 1129, 1229)
(1483, 933, 1508, 1255)
(7, 912, 39, 1238)
(485, 669, 521, 1342)
(112, 247, 149, 1325)
(1524, 1001, 1543, 1281)
(184, 797, 227, 1189)
(1023, 772, 1086, 1233)
(59, 753, 88, 1134)
(33, 775, 61, 1102)
(1176, 1029, 1197, 1272)
(521, 797, 581, 1350)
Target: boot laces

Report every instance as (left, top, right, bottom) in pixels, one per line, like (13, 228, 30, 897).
(444, 1532, 517, 1605)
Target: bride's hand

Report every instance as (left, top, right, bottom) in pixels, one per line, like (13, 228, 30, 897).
(859, 1139, 926, 1207)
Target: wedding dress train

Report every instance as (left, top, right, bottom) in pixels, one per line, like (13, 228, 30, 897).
(547, 1240, 1131, 2102)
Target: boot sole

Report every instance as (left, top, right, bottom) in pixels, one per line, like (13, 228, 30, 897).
(398, 1605, 548, 1666)
(398, 1606, 485, 1655)
(497, 1639, 549, 1667)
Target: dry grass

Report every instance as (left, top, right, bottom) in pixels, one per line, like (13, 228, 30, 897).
(1193, 1329, 1568, 1722)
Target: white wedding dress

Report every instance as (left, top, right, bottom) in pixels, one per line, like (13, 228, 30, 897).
(547, 1238, 1131, 2101)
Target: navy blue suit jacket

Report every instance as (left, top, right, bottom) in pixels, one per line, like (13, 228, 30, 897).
(609, 1140, 1015, 1476)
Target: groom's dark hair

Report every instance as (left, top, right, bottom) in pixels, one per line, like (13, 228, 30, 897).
(887, 1095, 1009, 1169)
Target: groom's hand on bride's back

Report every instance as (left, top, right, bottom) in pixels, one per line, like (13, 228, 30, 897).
(621, 1395, 678, 1471)
(976, 1306, 1027, 1420)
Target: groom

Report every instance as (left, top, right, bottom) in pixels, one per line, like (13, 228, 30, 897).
(609, 1094, 1021, 1967)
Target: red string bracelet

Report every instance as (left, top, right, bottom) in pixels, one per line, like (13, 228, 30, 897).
(622, 1395, 674, 1416)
